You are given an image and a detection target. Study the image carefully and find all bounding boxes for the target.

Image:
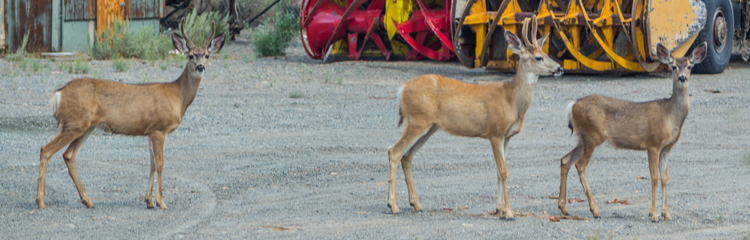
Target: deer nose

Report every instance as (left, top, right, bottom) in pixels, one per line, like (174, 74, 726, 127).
(678, 76, 686, 82)
(554, 67, 564, 77)
(196, 65, 205, 72)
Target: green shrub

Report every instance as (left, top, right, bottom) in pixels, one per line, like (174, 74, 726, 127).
(289, 90, 303, 98)
(7, 31, 30, 63)
(113, 58, 130, 72)
(182, 8, 230, 48)
(75, 58, 90, 74)
(90, 19, 172, 60)
(59, 58, 90, 74)
(159, 60, 170, 70)
(90, 26, 116, 60)
(30, 59, 47, 72)
(251, 11, 298, 57)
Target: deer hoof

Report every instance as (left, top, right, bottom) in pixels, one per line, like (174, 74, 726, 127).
(156, 201, 168, 210)
(410, 202, 422, 212)
(36, 199, 46, 209)
(594, 216, 600, 219)
(504, 217, 516, 221)
(388, 203, 400, 214)
(82, 199, 94, 208)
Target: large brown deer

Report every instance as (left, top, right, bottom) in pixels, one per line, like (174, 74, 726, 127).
(36, 19, 225, 209)
(386, 16, 564, 220)
(557, 42, 707, 222)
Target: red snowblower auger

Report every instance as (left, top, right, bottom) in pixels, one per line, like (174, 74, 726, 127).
(300, 0, 391, 61)
(392, 0, 454, 61)
(300, 0, 455, 62)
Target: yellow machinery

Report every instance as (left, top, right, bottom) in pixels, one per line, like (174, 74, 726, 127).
(453, 0, 721, 73)
(302, 0, 738, 73)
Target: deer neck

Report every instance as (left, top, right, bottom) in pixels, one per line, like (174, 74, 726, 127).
(668, 82, 690, 119)
(173, 66, 203, 114)
(509, 63, 538, 114)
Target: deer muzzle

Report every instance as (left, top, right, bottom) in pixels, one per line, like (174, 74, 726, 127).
(196, 65, 205, 72)
(678, 76, 686, 82)
(554, 67, 564, 77)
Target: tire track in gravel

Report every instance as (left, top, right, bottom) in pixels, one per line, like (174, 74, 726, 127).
(91, 161, 217, 239)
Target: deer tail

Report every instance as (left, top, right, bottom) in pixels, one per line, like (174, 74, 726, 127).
(565, 101, 576, 135)
(49, 91, 62, 117)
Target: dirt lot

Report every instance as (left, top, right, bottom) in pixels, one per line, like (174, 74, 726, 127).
(1, 39, 749, 239)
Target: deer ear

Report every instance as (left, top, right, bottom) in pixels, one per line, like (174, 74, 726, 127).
(536, 32, 550, 47)
(656, 43, 673, 64)
(689, 41, 708, 64)
(505, 30, 525, 55)
(207, 33, 226, 54)
(171, 33, 190, 54)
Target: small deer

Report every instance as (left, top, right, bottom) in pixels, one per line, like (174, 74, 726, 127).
(557, 42, 707, 222)
(36, 19, 225, 209)
(386, 16, 563, 219)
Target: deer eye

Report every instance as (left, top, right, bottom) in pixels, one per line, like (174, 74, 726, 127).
(189, 55, 194, 60)
(687, 66, 692, 70)
(671, 66, 676, 70)
(534, 56, 543, 61)
(206, 55, 210, 59)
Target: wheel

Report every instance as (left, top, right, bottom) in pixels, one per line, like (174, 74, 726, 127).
(692, 0, 733, 73)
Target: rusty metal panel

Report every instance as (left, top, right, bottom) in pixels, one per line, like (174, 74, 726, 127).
(5, 0, 53, 53)
(127, 0, 161, 19)
(64, 0, 97, 20)
(1, 0, 5, 51)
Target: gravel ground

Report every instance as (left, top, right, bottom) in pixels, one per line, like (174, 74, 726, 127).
(1, 38, 749, 239)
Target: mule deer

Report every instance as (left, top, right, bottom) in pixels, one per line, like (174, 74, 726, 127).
(557, 42, 707, 222)
(36, 19, 225, 209)
(386, 16, 564, 219)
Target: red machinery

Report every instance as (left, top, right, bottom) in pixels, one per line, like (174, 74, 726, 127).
(300, 0, 455, 61)
(393, 0, 454, 61)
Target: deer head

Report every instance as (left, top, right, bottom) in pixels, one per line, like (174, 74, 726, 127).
(171, 18, 226, 77)
(504, 16, 564, 77)
(657, 42, 707, 89)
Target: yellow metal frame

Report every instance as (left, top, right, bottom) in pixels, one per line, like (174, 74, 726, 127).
(458, 0, 702, 72)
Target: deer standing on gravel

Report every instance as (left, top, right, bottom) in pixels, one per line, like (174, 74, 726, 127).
(557, 42, 707, 222)
(386, 16, 564, 220)
(35, 19, 225, 209)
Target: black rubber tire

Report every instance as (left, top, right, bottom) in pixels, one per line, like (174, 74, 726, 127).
(693, 0, 733, 74)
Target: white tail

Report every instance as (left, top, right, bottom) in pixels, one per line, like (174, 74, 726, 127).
(35, 18, 226, 210)
(557, 42, 708, 222)
(48, 91, 61, 116)
(565, 101, 575, 134)
(386, 16, 564, 219)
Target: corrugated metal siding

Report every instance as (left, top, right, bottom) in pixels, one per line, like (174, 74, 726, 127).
(127, 0, 162, 19)
(64, 0, 97, 20)
(5, 0, 52, 53)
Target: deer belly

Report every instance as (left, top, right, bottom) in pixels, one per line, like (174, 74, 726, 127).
(438, 118, 486, 137)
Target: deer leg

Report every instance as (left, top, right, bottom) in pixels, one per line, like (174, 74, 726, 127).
(401, 125, 439, 212)
(491, 137, 514, 220)
(37, 129, 84, 209)
(150, 133, 168, 209)
(387, 121, 432, 214)
(659, 149, 671, 220)
(647, 147, 660, 222)
(145, 140, 157, 209)
(575, 144, 600, 218)
(558, 143, 584, 215)
(62, 127, 96, 208)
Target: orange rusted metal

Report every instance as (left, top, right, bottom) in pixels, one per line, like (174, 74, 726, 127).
(96, 0, 125, 37)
